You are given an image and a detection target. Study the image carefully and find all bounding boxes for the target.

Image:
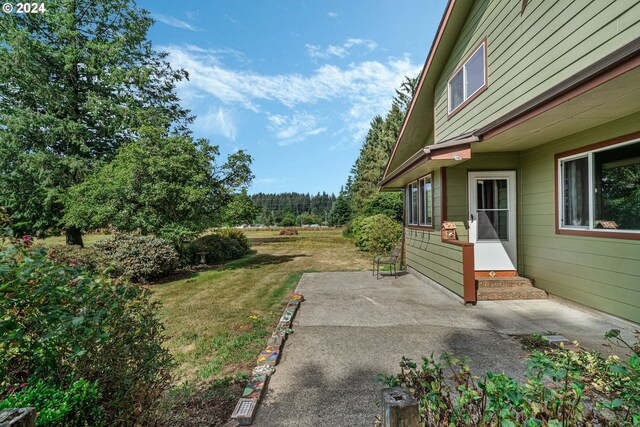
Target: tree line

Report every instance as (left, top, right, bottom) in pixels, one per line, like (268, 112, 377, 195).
(251, 192, 336, 226)
(329, 76, 419, 226)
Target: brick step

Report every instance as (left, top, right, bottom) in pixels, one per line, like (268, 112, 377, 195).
(476, 276, 535, 288)
(477, 286, 548, 301)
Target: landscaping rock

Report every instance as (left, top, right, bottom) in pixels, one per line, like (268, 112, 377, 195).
(252, 364, 276, 377)
(0, 408, 36, 427)
(257, 346, 280, 366)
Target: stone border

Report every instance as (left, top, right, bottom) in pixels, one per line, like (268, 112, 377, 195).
(224, 293, 305, 426)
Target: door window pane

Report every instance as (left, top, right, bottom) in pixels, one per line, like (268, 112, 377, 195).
(476, 179, 507, 209)
(478, 210, 508, 240)
(562, 157, 589, 227)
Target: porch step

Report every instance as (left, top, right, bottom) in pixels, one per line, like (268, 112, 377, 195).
(476, 276, 547, 301)
(476, 277, 535, 288)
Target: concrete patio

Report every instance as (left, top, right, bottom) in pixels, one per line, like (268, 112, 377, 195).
(253, 271, 637, 427)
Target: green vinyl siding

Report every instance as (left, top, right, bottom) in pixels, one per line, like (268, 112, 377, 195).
(434, 0, 640, 143)
(406, 229, 464, 297)
(520, 112, 640, 323)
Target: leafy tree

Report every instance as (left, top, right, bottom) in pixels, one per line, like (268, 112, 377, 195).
(279, 212, 296, 227)
(0, 0, 191, 246)
(361, 192, 403, 222)
(63, 128, 253, 237)
(222, 188, 261, 226)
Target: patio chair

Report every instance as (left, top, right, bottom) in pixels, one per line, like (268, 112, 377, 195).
(372, 246, 401, 279)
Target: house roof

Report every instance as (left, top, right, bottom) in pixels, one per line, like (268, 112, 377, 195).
(382, 0, 475, 181)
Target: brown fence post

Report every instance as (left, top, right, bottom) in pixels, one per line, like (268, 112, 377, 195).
(381, 387, 419, 427)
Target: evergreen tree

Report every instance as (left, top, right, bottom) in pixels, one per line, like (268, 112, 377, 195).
(0, 0, 191, 245)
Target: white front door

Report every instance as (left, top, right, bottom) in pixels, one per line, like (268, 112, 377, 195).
(468, 171, 517, 271)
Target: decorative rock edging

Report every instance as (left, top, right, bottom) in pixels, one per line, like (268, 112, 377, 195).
(226, 293, 305, 426)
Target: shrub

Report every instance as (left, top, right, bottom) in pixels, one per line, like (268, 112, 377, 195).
(352, 214, 401, 253)
(93, 234, 178, 282)
(279, 227, 298, 236)
(47, 245, 115, 276)
(187, 234, 245, 264)
(0, 232, 173, 425)
(215, 228, 251, 251)
(0, 379, 105, 426)
(380, 329, 640, 426)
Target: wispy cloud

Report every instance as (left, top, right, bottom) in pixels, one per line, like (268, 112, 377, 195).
(153, 14, 202, 32)
(306, 38, 378, 59)
(162, 44, 420, 147)
(194, 107, 237, 141)
(267, 112, 327, 146)
(327, 11, 338, 19)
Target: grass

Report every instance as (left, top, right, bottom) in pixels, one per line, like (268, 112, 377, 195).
(151, 229, 371, 384)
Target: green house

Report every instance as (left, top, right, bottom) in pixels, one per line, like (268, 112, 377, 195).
(379, 0, 640, 323)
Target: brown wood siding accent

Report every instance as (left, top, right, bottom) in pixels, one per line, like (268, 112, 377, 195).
(441, 238, 476, 303)
(440, 167, 448, 222)
(484, 56, 640, 141)
(447, 38, 488, 119)
(554, 131, 640, 241)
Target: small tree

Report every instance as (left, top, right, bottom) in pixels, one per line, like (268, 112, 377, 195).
(222, 189, 261, 226)
(279, 213, 296, 227)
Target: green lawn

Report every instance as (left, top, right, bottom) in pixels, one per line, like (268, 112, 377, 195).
(151, 229, 371, 384)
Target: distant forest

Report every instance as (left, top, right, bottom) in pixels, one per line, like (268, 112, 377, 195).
(251, 192, 336, 225)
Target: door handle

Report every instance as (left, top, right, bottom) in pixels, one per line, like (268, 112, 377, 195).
(470, 214, 474, 222)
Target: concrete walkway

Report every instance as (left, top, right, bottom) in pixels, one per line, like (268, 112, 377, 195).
(253, 271, 637, 427)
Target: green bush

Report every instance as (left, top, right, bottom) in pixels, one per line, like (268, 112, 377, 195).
(215, 228, 251, 251)
(380, 330, 640, 426)
(0, 379, 105, 426)
(93, 234, 179, 282)
(187, 234, 245, 264)
(47, 245, 115, 276)
(0, 232, 173, 425)
(352, 214, 401, 253)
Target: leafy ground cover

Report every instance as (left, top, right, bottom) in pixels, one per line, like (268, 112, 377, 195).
(150, 229, 371, 425)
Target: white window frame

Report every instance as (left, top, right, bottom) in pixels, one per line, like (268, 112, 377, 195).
(418, 174, 433, 227)
(557, 138, 640, 234)
(406, 182, 418, 225)
(447, 41, 486, 114)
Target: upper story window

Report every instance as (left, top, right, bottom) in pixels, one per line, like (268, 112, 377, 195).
(557, 138, 640, 236)
(448, 41, 486, 115)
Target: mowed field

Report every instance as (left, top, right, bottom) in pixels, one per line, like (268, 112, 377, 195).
(151, 229, 371, 384)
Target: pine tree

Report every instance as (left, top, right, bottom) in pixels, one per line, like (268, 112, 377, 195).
(0, 0, 191, 245)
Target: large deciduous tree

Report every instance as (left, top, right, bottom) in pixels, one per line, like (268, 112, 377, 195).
(0, 0, 192, 245)
(63, 128, 253, 239)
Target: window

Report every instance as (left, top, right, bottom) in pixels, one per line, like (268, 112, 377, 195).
(406, 174, 433, 228)
(419, 175, 433, 227)
(406, 182, 418, 225)
(558, 138, 640, 234)
(448, 41, 486, 114)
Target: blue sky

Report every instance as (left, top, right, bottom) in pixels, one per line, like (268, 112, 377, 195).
(138, 0, 448, 195)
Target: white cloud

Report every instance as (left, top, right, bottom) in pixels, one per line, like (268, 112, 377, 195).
(306, 38, 378, 59)
(195, 107, 237, 141)
(153, 14, 202, 32)
(327, 11, 338, 18)
(162, 44, 420, 147)
(267, 112, 327, 146)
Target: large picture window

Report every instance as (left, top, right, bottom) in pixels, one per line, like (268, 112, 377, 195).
(558, 138, 640, 234)
(448, 41, 486, 114)
(406, 174, 433, 228)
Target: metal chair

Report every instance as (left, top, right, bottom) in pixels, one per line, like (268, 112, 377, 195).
(373, 246, 401, 279)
